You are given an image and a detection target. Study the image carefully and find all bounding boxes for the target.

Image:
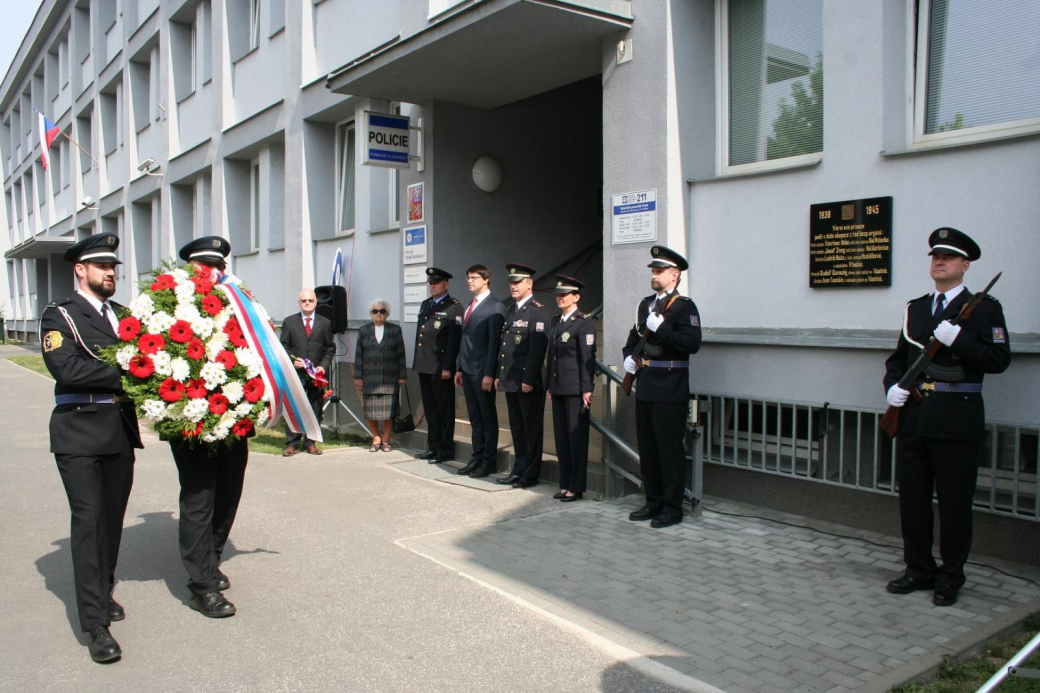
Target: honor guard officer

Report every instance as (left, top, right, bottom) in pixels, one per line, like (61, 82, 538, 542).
(41, 233, 143, 663)
(413, 267, 464, 463)
(494, 264, 551, 488)
(883, 228, 1010, 606)
(545, 275, 596, 501)
(622, 245, 702, 528)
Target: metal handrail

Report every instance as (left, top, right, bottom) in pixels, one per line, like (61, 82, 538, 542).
(976, 631, 1040, 692)
(531, 241, 601, 291)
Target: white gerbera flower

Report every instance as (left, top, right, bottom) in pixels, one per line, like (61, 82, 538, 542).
(170, 357, 191, 382)
(182, 398, 210, 422)
(257, 409, 270, 427)
(190, 316, 215, 340)
(152, 351, 173, 377)
(146, 310, 176, 335)
(214, 308, 233, 330)
(234, 402, 253, 417)
(200, 361, 227, 390)
(222, 381, 244, 404)
(116, 344, 137, 370)
(206, 332, 228, 360)
(170, 268, 190, 282)
(129, 293, 155, 321)
(174, 303, 202, 323)
(141, 400, 168, 421)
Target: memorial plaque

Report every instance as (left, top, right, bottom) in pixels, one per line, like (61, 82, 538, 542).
(809, 196, 892, 288)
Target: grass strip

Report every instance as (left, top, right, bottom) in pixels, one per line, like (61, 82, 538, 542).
(6, 354, 52, 379)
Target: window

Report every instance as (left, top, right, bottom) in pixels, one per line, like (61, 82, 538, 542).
(190, 23, 198, 91)
(720, 0, 823, 170)
(250, 0, 261, 50)
(336, 121, 356, 234)
(914, 0, 1040, 144)
(250, 159, 261, 251)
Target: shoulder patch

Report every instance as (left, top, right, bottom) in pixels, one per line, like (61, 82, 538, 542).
(992, 326, 1007, 343)
(535, 322, 545, 332)
(43, 330, 64, 352)
(690, 315, 700, 327)
(585, 333, 595, 346)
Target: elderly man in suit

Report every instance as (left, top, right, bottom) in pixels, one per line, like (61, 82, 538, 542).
(454, 264, 506, 478)
(280, 289, 336, 456)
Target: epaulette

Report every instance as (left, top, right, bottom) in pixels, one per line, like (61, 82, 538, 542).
(983, 294, 1000, 303)
(47, 298, 73, 308)
(909, 293, 930, 304)
(575, 312, 588, 319)
(531, 300, 543, 308)
(451, 298, 461, 305)
(674, 295, 692, 302)
(642, 294, 656, 303)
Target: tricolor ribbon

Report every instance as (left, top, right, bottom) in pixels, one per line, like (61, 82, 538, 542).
(215, 277, 323, 442)
(301, 358, 330, 389)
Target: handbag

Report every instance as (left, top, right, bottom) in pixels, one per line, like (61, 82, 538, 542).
(392, 384, 416, 433)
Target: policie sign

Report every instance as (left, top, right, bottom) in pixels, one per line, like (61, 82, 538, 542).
(809, 196, 893, 288)
(361, 111, 410, 169)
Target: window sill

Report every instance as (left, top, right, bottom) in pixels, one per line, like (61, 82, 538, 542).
(177, 89, 197, 106)
(234, 249, 260, 258)
(882, 126, 1040, 157)
(690, 154, 822, 184)
(367, 226, 400, 236)
(232, 47, 260, 65)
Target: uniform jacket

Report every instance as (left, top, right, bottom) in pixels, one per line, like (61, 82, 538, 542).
(279, 312, 336, 384)
(883, 289, 1010, 441)
(622, 292, 702, 404)
(354, 321, 407, 395)
(497, 298, 551, 392)
(41, 292, 143, 455)
(412, 294, 463, 376)
(546, 311, 596, 396)
(457, 293, 506, 378)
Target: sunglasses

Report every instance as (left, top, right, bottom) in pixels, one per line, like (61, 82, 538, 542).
(371, 308, 388, 315)
(299, 299, 316, 303)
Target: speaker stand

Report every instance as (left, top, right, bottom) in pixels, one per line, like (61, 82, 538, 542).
(321, 358, 370, 437)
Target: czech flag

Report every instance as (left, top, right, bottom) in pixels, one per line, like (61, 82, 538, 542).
(35, 109, 61, 170)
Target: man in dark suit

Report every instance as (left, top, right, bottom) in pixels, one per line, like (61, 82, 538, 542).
(413, 268, 463, 464)
(41, 233, 143, 663)
(622, 245, 702, 529)
(280, 288, 336, 456)
(454, 264, 506, 478)
(883, 228, 1010, 607)
(494, 264, 550, 488)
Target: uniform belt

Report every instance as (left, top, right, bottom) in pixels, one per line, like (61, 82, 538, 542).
(918, 382, 982, 393)
(640, 359, 689, 369)
(55, 393, 128, 405)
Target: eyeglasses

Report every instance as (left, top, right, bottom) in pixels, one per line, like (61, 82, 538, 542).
(299, 299, 316, 303)
(371, 308, 388, 315)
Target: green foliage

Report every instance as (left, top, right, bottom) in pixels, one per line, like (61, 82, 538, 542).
(937, 113, 967, 133)
(247, 431, 368, 456)
(767, 55, 823, 160)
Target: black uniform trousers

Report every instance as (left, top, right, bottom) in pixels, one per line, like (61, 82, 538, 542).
(896, 433, 979, 589)
(170, 438, 248, 595)
(419, 372, 456, 459)
(285, 381, 325, 449)
(55, 432, 135, 632)
(635, 399, 688, 519)
(461, 372, 498, 463)
(552, 394, 589, 493)
(506, 390, 545, 480)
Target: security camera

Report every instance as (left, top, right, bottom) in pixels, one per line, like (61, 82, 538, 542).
(81, 196, 94, 208)
(138, 157, 156, 172)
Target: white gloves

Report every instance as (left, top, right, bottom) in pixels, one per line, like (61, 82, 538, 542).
(623, 356, 638, 374)
(886, 384, 910, 408)
(934, 320, 961, 347)
(645, 312, 664, 332)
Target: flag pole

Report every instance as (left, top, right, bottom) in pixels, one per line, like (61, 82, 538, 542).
(58, 130, 99, 168)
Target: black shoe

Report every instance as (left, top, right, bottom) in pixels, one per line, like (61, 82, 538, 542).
(650, 514, 682, 528)
(188, 592, 236, 618)
(495, 474, 521, 485)
(628, 506, 660, 522)
(513, 478, 538, 489)
(457, 459, 479, 475)
(886, 575, 935, 595)
(933, 586, 959, 606)
(552, 491, 568, 499)
(216, 569, 230, 591)
(429, 455, 454, 465)
(468, 463, 494, 479)
(417, 449, 438, 460)
(87, 625, 122, 663)
(108, 598, 125, 622)
(560, 493, 583, 503)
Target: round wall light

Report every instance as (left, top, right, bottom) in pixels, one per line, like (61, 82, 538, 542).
(471, 156, 502, 193)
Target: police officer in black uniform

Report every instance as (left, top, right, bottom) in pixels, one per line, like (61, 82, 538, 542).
(545, 275, 596, 501)
(494, 264, 551, 488)
(413, 267, 464, 463)
(883, 228, 1010, 606)
(622, 245, 702, 528)
(41, 233, 143, 663)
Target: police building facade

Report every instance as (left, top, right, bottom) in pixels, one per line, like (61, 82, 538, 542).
(2, 0, 1038, 551)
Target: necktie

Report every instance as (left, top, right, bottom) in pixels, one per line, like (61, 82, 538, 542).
(464, 299, 477, 326)
(932, 293, 946, 326)
(305, 317, 312, 337)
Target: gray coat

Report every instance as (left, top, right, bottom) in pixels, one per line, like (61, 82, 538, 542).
(354, 322, 407, 394)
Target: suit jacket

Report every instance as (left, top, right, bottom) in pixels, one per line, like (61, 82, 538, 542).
(354, 322, 407, 394)
(883, 289, 1010, 441)
(546, 311, 596, 396)
(622, 292, 702, 404)
(41, 292, 143, 455)
(457, 293, 506, 378)
(412, 294, 464, 376)
(497, 298, 551, 392)
(279, 312, 336, 384)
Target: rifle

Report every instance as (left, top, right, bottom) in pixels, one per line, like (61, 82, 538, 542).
(879, 272, 1001, 437)
(622, 293, 680, 396)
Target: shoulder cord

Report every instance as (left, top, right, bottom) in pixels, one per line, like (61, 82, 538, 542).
(902, 302, 926, 351)
(56, 306, 101, 361)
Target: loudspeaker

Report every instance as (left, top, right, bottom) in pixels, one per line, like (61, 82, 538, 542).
(315, 285, 348, 333)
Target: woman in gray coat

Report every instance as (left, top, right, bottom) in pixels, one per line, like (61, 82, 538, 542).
(354, 298, 407, 451)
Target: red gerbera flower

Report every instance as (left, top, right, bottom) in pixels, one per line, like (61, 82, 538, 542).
(227, 329, 248, 348)
(185, 338, 205, 360)
(128, 354, 155, 378)
(223, 317, 240, 334)
(215, 349, 237, 369)
(168, 320, 194, 344)
(118, 317, 141, 342)
(184, 420, 205, 437)
(232, 418, 254, 437)
(186, 379, 209, 399)
(138, 333, 166, 355)
(150, 274, 177, 291)
(201, 294, 223, 316)
(207, 393, 230, 415)
(243, 377, 265, 403)
(191, 275, 213, 295)
(159, 378, 187, 403)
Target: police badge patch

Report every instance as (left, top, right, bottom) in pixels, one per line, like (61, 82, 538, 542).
(535, 322, 544, 332)
(455, 316, 463, 325)
(561, 332, 570, 343)
(690, 315, 700, 326)
(992, 327, 1007, 344)
(433, 321, 441, 329)
(586, 334, 594, 345)
(43, 330, 64, 352)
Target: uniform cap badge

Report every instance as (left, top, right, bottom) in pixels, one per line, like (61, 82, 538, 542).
(939, 229, 948, 239)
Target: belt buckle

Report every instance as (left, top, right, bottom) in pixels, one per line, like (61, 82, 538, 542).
(919, 382, 935, 392)
(640, 358, 650, 368)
